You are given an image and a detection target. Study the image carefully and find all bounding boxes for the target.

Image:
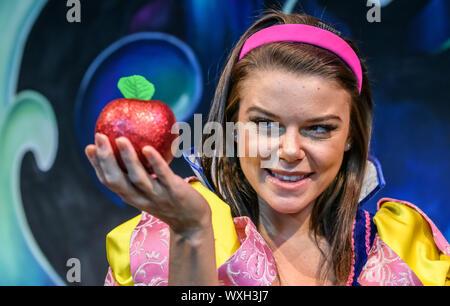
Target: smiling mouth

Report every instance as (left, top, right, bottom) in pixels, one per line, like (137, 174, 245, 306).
(265, 169, 313, 182)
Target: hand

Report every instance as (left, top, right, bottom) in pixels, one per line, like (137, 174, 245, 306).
(85, 133, 212, 235)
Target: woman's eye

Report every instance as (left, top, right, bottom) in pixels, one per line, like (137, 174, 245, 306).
(302, 125, 337, 138)
(310, 125, 328, 134)
(248, 118, 337, 139)
(249, 117, 283, 137)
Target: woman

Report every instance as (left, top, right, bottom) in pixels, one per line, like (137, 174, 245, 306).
(85, 10, 449, 286)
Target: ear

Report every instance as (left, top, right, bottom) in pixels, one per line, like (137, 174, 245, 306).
(344, 139, 352, 152)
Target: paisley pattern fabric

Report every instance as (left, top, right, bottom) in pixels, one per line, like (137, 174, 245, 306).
(129, 212, 171, 286)
(217, 216, 277, 286)
(358, 235, 423, 286)
(104, 267, 118, 286)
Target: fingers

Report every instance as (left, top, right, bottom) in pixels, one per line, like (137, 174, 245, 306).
(115, 137, 155, 194)
(85, 135, 161, 212)
(94, 133, 130, 193)
(142, 145, 174, 187)
(85, 144, 106, 183)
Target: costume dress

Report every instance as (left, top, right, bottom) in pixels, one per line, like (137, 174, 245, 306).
(104, 148, 450, 286)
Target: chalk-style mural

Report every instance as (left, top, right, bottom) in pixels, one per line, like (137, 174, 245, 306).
(0, 0, 448, 285)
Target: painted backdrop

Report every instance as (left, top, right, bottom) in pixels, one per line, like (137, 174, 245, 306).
(0, 0, 448, 285)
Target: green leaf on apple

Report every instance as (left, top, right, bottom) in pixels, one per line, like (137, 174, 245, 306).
(117, 75, 155, 101)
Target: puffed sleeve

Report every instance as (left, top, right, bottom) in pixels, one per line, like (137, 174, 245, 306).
(374, 198, 450, 286)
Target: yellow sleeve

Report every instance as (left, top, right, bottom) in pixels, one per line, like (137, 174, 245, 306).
(374, 201, 450, 286)
(105, 214, 142, 286)
(105, 180, 240, 286)
(189, 180, 240, 267)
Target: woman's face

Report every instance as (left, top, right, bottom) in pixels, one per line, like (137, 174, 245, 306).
(236, 69, 352, 216)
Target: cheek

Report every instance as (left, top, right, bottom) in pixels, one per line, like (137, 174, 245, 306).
(237, 136, 275, 186)
(307, 122, 350, 174)
(238, 155, 261, 192)
(237, 129, 279, 163)
(308, 141, 346, 177)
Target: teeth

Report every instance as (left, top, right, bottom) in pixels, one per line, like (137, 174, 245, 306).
(268, 170, 308, 182)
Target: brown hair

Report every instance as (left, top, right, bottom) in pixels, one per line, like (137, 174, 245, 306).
(200, 10, 373, 284)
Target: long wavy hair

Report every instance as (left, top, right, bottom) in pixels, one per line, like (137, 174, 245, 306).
(199, 10, 373, 284)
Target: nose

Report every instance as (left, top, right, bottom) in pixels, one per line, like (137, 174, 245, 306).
(278, 127, 305, 163)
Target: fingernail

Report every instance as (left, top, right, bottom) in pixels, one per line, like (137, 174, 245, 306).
(85, 146, 94, 159)
(142, 146, 151, 153)
(142, 146, 152, 158)
(96, 133, 104, 149)
(115, 138, 125, 150)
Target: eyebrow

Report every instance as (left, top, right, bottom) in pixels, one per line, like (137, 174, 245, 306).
(246, 106, 281, 119)
(246, 106, 342, 123)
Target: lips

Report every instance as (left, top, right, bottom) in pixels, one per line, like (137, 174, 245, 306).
(266, 169, 313, 182)
(264, 168, 313, 192)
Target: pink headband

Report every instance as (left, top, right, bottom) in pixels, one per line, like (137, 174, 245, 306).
(239, 24, 363, 93)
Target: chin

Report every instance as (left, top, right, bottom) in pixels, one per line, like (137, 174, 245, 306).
(261, 191, 313, 215)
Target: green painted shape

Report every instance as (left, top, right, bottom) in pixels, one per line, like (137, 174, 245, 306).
(0, 0, 64, 285)
(0, 91, 61, 285)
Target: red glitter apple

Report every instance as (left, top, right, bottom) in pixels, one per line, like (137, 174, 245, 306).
(95, 75, 178, 173)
